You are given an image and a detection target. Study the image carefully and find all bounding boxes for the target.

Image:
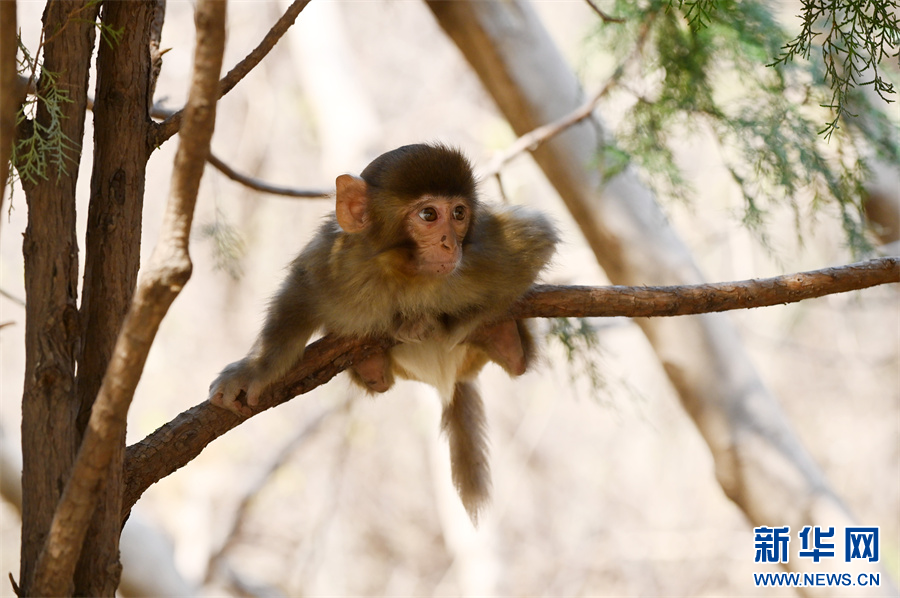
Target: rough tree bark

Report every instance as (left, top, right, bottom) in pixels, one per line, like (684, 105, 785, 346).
(12, 1, 323, 593)
(73, 2, 158, 593)
(425, 2, 895, 592)
(28, 0, 226, 594)
(18, 2, 97, 594)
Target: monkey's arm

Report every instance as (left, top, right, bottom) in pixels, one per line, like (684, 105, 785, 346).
(456, 206, 559, 318)
(209, 264, 321, 416)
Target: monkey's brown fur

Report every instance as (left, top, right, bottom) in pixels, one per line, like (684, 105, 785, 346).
(210, 144, 557, 522)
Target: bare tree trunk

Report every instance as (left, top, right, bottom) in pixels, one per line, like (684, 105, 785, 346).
(19, 1, 97, 594)
(426, 2, 894, 592)
(73, 2, 158, 593)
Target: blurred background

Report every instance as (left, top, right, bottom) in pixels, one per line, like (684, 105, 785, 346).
(0, 1, 897, 596)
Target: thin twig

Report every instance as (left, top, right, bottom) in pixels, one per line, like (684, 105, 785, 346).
(482, 13, 655, 179)
(208, 153, 331, 198)
(583, 0, 625, 23)
(482, 72, 620, 178)
(0, 287, 25, 307)
(90, 99, 330, 200)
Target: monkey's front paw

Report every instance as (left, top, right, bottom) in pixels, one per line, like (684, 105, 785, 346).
(395, 317, 439, 343)
(208, 359, 260, 418)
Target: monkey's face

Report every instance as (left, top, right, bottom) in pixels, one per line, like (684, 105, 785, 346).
(405, 195, 470, 276)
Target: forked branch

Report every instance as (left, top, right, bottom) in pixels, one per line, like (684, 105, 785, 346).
(122, 256, 898, 515)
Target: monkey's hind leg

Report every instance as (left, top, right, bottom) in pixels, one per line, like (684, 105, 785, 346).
(441, 380, 491, 524)
(348, 348, 394, 393)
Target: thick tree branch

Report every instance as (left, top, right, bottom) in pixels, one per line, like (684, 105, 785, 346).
(18, 1, 98, 593)
(151, 0, 311, 148)
(122, 257, 897, 514)
(31, 2, 227, 595)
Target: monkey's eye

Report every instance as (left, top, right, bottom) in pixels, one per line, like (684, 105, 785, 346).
(452, 205, 467, 220)
(418, 207, 438, 222)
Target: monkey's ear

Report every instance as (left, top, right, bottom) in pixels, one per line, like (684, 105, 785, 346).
(335, 174, 370, 233)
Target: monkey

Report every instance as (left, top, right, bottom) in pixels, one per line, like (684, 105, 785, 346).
(209, 143, 558, 522)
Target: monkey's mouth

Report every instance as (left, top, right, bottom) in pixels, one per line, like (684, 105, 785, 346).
(419, 259, 460, 277)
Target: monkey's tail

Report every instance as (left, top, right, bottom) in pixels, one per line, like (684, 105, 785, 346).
(441, 380, 491, 525)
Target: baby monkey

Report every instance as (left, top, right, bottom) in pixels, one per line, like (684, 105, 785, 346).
(210, 143, 558, 522)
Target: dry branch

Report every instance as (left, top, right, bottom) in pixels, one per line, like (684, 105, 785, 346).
(30, 2, 227, 594)
(583, 0, 626, 23)
(122, 257, 897, 514)
(483, 75, 618, 178)
(208, 153, 331, 198)
(152, 0, 311, 147)
(89, 104, 329, 200)
(481, 16, 651, 179)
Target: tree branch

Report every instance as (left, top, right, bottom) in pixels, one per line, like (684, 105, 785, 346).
(122, 257, 897, 514)
(91, 103, 331, 200)
(481, 14, 653, 179)
(208, 152, 331, 198)
(583, 0, 626, 24)
(151, 0, 311, 148)
(510, 256, 899, 318)
(482, 75, 618, 178)
(31, 2, 227, 594)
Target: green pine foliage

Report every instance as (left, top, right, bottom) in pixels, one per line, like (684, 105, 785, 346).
(7, 3, 122, 194)
(589, 0, 900, 254)
(771, 0, 899, 138)
(547, 317, 609, 401)
(9, 39, 78, 188)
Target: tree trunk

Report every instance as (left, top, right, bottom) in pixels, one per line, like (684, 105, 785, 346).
(19, 1, 97, 594)
(73, 2, 157, 593)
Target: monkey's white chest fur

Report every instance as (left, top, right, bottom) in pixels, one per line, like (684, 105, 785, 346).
(390, 338, 470, 403)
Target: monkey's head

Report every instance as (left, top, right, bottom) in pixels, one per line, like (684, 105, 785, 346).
(335, 144, 481, 277)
